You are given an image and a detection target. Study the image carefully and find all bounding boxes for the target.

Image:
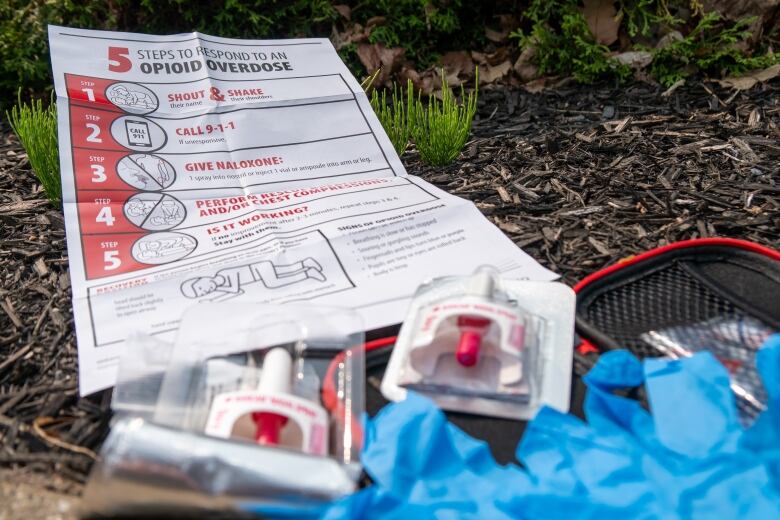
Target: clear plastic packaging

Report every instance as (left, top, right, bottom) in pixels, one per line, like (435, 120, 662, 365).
(640, 316, 776, 424)
(94, 304, 365, 516)
(381, 267, 575, 419)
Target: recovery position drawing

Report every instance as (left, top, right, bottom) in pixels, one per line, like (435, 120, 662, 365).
(180, 258, 326, 301)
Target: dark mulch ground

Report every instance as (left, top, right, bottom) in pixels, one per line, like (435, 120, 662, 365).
(0, 78, 778, 495)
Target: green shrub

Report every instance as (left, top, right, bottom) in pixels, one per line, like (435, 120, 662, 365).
(0, 0, 339, 108)
(2, 0, 778, 109)
(7, 92, 61, 204)
(514, 0, 777, 86)
(651, 12, 779, 86)
(132, 0, 338, 39)
(0, 0, 507, 107)
(0, 0, 117, 107)
(356, 0, 487, 69)
(513, 2, 631, 83)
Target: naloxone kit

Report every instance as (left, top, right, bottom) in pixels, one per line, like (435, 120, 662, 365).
(382, 267, 576, 419)
(84, 304, 366, 517)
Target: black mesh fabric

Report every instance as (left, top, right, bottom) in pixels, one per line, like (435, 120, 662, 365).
(582, 262, 749, 358)
(579, 259, 777, 424)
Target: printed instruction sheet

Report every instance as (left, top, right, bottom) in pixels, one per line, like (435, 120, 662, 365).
(48, 26, 557, 395)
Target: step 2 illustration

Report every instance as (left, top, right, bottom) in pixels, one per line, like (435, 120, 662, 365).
(180, 257, 326, 302)
(111, 115, 167, 152)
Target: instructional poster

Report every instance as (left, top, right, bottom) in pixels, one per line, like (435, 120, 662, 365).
(48, 26, 556, 395)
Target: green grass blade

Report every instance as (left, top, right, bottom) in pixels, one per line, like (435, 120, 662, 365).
(6, 91, 61, 204)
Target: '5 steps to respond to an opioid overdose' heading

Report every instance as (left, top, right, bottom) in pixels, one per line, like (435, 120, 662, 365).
(48, 26, 556, 395)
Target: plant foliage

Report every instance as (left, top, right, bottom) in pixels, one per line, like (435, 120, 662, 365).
(513, 0, 778, 86)
(7, 92, 61, 204)
(369, 70, 478, 165)
(651, 12, 780, 86)
(1, 0, 778, 108)
(370, 78, 415, 155)
(513, 1, 631, 83)
(0, 0, 339, 108)
(618, 0, 679, 37)
(410, 70, 478, 166)
(359, 0, 486, 69)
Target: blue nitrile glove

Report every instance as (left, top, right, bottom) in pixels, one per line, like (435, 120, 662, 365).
(516, 344, 779, 519)
(322, 391, 533, 519)
(324, 337, 780, 519)
(742, 334, 780, 485)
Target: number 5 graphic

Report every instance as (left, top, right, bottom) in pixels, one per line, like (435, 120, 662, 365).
(108, 46, 132, 73)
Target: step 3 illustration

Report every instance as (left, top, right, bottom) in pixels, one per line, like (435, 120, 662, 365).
(116, 154, 176, 190)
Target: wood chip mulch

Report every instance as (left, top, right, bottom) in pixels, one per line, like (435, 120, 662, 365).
(411, 79, 780, 285)
(0, 78, 778, 490)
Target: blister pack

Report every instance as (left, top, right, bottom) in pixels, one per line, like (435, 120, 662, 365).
(84, 304, 365, 517)
(381, 267, 575, 419)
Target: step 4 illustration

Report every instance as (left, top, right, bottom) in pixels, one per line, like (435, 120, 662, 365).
(124, 193, 186, 231)
(180, 258, 326, 302)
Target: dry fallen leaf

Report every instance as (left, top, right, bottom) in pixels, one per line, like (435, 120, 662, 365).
(656, 30, 683, 49)
(330, 23, 368, 50)
(513, 46, 538, 81)
(441, 51, 474, 79)
(718, 64, 780, 91)
(356, 43, 405, 86)
(333, 4, 350, 20)
(485, 26, 509, 43)
(523, 77, 547, 93)
(583, 0, 621, 46)
(613, 51, 652, 69)
(480, 60, 511, 84)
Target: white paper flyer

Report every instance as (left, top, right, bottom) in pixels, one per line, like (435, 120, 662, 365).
(48, 26, 556, 395)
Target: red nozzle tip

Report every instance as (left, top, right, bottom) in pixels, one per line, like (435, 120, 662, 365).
(456, 331, 482, 367)
(251, 412, 288, 446)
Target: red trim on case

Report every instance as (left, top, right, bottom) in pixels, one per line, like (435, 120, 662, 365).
(573, 238, 780, 293)
(576, 338, 600, 355)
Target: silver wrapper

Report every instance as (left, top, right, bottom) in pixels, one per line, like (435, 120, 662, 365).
(81, 416, 356, 518)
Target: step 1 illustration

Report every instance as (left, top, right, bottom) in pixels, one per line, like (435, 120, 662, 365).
(106, 82, 159, 115)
